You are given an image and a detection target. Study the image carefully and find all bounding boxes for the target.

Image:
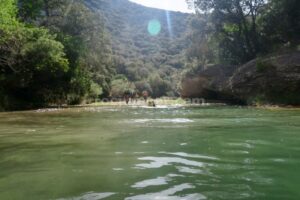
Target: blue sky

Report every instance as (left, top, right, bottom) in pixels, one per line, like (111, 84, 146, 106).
(129, 0, 193, 13)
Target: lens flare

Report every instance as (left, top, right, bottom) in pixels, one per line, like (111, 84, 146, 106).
(166, 10, 173, 38)
(147, 20, 161, 36)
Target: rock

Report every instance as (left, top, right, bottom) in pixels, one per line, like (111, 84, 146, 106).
(229, 52, 300, 105)
(180, 52, 300, 105)
(180, 65, 242, 104)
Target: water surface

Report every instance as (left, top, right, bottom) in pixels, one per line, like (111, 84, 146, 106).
(0, 106, 300, 200)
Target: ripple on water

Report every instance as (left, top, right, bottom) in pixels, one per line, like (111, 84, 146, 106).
(238, 171, 273, 185)
(222, 150, 250, 155)
(113, 168, 124, 171)
(57, 192, 115, 200)
(134, 156, 205, 169)
(159, 152, 219, 160)
(131, 174, 184, 189)
(227, 142, 254, 149)
(176, 166, 204, 174)
(131, 176, 169, 188)
(126, 183, 206, 200)
(133, 152, 145, 154)
(132, 118, 194, 124)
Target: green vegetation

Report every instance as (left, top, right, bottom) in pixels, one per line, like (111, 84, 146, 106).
(1, 0, 191, 110)
(182, 0, 300, 105)
(0, 0, 114, 110)
(186, 0, 300, 66)
(88, 0, 190, 98)
(0, 0, 299, 110)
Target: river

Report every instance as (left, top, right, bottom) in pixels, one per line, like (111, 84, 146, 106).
(0, 106, 300, 199)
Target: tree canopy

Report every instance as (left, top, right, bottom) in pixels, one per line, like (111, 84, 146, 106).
(1, 0, 299, 110)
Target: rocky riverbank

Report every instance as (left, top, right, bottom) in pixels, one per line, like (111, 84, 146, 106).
(181, 52, 300, 106)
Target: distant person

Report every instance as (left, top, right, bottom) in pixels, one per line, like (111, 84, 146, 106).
(124, 90, 131, 105)
(134, 92, 139, 103)
(142, 91, 149, 102)
(131, 90, 138, 103)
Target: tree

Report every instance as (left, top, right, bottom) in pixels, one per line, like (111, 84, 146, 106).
(187, 0, 266, 64)
(0, 0, 72, 109)
(18, 0, 115, 98)
(110, 76, 135, 98)
(149, 74, 171, 98)
(0, 26, 69, 108)
(0, 0, 18, 25)
(260, 0, 300, 49)
(186, 15, 216, 67)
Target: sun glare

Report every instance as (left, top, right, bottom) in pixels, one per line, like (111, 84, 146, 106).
(147, 19, 161, 36)
(129, 0, 193, 13)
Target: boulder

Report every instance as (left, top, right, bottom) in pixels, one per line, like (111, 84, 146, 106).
(229, 52, 300, 105)
(180, 52, 300, 105)
(180, 65, 242, 104)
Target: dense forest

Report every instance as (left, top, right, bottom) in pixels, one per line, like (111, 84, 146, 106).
(86, 0, 190, 98)
(0, 0, 191, 110)
(0, 0, 300, 110)
(0, 0, 114, 110)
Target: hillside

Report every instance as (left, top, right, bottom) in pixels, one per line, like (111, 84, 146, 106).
(86, 0, 191, 96)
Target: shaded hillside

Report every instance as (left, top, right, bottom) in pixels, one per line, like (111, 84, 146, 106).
(86, 0, 191, 96)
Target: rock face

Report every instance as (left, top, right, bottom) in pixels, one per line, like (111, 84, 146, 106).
(181, 52, 300, 105)
(229, 52, 300, 105)
(180, 65, 242, 104)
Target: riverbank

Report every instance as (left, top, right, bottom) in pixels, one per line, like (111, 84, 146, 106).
(2, 98, 300, 113)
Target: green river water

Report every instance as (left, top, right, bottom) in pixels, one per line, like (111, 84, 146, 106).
(0, 106, 300, 200)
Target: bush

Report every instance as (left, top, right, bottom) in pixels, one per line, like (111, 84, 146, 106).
(110, 76, 135, 98)
(0, 26, 70, 109)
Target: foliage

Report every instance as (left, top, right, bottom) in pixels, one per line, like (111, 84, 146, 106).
(187, 0, 266, 64)
(149, 74, 172, 98)
(88, 82, 103, 100)
(187, 0, 300, 65)
(0, 0, 115, 110)
(259, 0, 300, 50)
(1, 0, 299, 109)
(110, 76, 135, 98)
(0, 0, 18, 25)
(87, 0, 190, 97)
(0, 26, 69, 109)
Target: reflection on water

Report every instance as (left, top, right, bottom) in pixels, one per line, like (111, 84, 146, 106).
(126, 183, 206, 200)
(112, 168, 124, 171)
(131, 176, 170, 188)
(57, 192, 115, 200)
(159, 152, 219, 160)
(133, 118, 194, 123)
(176, 166, 204, 174)
(135, 156, 205, 169)
(0, 106, 300, 199)
(129, 151, 216, 199)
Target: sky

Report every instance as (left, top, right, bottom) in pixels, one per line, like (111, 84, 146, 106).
(129, 0, 194, 13)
